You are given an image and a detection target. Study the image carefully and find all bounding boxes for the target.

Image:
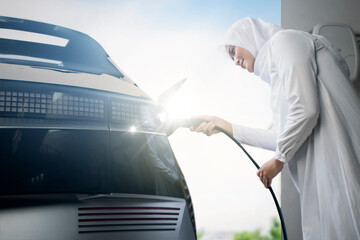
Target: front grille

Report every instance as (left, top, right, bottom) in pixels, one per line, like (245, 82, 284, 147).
(0, 80, 160, 129)
(78, 206, 181, 234)
(0, 89, 106, 121)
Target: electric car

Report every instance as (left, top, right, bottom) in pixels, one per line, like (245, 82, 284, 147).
(0, 16, 196, 240)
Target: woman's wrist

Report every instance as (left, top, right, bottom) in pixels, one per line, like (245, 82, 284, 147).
(274, 158, 284, 168)
(218, 119, 233, 136)
(226, 121, 233, 136)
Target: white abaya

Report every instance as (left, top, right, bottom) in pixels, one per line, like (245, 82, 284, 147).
(230, 28, 360, 239)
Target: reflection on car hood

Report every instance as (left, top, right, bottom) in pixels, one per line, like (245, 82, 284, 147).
(0, 63, 149, 98)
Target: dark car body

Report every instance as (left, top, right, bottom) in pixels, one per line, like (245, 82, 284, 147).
(0, 16, 196, 240)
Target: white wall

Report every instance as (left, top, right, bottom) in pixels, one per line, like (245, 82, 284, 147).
(281, 1, 360, 239)
(282, 0, 360, 90)
(282, 0, 360, 32)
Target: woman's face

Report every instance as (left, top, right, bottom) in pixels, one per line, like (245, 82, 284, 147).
(228, 46, 255, 73)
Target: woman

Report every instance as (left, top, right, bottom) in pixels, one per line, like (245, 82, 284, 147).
(192, 18, 360, 239)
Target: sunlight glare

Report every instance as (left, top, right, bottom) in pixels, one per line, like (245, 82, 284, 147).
(157, 111, 168, 123)
(129, 126, 137, 132)
(165, 92, 196, 120)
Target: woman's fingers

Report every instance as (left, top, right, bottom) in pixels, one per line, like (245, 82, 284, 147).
(204, 122, 216, 136)
(193, 121, 217, 136)
(257, 169, 270, 188)
(190, 115, 233, 136)
(257, 158, 284, 188)
(262, 174, 267, 188)
(194, 122, 207, 132)
(267, 178, 272, 188)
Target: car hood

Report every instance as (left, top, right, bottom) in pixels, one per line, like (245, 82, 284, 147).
(0, 63, 150, 98)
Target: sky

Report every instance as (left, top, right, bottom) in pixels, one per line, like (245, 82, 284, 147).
(0, 0, 282, 234)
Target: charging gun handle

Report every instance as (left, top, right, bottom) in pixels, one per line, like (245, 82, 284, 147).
(163, 118, 204, 136)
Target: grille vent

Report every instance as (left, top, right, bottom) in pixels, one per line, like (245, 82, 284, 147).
(78, 206, 180, 234)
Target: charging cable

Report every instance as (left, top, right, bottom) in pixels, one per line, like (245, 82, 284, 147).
(163, 118, 288, 240)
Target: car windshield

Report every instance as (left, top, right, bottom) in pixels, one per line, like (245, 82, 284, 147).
(0, 16, 124, 78)
(0, 129, 184, 198)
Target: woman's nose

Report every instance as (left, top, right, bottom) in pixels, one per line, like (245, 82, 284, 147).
(234, 58, 240, 66)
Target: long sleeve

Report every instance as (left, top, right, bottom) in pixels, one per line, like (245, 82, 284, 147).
(232, 123, 277, 151)
(270, 31, 320, 162)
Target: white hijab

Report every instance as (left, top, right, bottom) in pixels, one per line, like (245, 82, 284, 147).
(221, 17, 283, 84)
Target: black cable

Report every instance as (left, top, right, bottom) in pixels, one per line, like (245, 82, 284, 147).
(164, 118, 288, 239)
(214, 125, 288, 240)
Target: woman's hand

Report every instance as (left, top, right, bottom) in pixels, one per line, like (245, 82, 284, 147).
(257, 158, 284, 188)
(189, 115, 233, 136)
